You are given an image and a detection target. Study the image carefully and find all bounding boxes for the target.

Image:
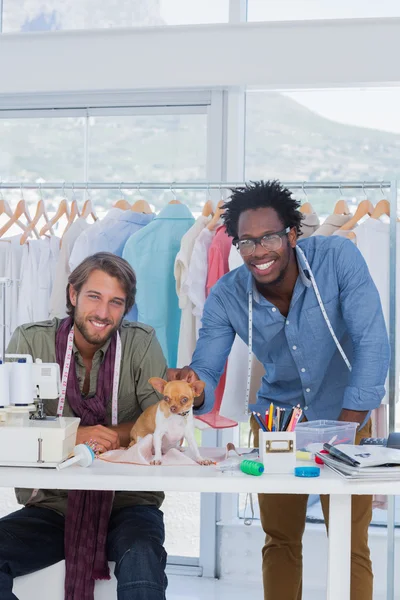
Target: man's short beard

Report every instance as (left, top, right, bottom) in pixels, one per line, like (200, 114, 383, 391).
(74, 313, 120, 346)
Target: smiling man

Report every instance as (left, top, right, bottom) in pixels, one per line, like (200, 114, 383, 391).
(168, 180, 389, 600)
(0, 253, 168, 600)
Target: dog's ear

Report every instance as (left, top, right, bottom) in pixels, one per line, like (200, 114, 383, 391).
(149, 377, 168, 395)
(190, 380, 206, 397)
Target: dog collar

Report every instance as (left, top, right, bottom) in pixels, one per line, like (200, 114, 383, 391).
(179, 410, 190, 418)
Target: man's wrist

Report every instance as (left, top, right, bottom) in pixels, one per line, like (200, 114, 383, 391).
(193, 391, 205, 409)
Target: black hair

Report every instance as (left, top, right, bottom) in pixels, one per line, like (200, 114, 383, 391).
(222, 180, 303, 239)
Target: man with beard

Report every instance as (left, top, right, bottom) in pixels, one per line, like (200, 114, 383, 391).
(0, 253, 168, 600)
(168, 180, 389, 600)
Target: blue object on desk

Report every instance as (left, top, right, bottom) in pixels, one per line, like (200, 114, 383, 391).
(294, 466, 320, 478)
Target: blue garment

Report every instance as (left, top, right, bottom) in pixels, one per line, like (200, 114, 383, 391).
(191, 236, 390, 422)
(90, 211, 154, 322)
(0, 505, 167, 600)
(123, 203, 194, 368)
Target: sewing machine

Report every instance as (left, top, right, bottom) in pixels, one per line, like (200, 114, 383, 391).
(0, 355, 80, 468)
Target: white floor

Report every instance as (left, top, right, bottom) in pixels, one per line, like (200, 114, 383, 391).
(167, 576, 263, 600)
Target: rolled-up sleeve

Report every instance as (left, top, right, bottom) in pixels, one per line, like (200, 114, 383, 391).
(337, 241, 390, 411)
(190, 288, 235, 415)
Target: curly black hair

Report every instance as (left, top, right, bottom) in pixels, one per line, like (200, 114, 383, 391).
(222, 180, 303, 240)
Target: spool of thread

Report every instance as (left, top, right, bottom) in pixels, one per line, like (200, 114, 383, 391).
(240, 459, 264, 476)
(56, 444, 95, 471)
(0, 361, 10, 408)
(10, 359, 33, 406)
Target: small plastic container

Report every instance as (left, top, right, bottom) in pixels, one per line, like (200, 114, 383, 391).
(295, 420, 358, 455)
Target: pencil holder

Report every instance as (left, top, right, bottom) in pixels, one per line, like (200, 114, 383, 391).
(259, 431, 296, 474)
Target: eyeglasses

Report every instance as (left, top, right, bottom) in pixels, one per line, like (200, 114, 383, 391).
(234, 227, 291, 257)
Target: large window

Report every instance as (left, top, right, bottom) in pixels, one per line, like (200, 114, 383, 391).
(1, 0, 229, 33)
(0, 100, 211, 563)
(248, 0, 400, 22)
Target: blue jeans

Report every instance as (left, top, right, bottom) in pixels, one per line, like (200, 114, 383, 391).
(0, 504, 167, 600)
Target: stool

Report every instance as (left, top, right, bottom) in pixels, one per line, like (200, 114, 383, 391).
(13, 561, 117, 599)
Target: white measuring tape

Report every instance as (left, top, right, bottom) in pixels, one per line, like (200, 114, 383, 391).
(57, 326, 122, 426)
(244, 246, 352, 416)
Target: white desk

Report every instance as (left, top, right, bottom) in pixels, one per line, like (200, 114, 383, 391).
(0, 460, 395, 600)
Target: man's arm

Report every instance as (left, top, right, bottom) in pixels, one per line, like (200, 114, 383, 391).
(169, 288, 236, 415)
(336, 240, 390, 424)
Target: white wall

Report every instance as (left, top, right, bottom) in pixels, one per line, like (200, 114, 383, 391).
(1, 18, 400, 99)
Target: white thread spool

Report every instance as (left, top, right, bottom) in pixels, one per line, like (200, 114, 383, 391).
(10, 359, 33, 406)
(0, 361, 10, 408)
(57, 444, 95, 470)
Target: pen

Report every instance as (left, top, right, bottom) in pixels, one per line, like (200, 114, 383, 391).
(253, 411, 267, 432)
(257, 412, 268, 431)
(323, 443, 360, 467)
(282, 407, 295, 432)
(265, 411, 269, 431)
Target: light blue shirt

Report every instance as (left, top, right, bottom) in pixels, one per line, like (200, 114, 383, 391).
(89, 211, 154, 322)
(191, 235, 390, 422)
(123, 203, 195, 367)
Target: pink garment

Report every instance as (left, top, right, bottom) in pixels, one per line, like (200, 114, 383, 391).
(205, 225, 233, 296)
(197, 225, 236, 428)
(99, 436, 227, 465)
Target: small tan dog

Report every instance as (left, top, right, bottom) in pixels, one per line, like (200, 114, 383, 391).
(129, 377, 212, 465)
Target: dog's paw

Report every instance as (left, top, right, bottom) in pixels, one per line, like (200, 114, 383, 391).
(197, 457, 213, 466)
(150, 459, 162, 466)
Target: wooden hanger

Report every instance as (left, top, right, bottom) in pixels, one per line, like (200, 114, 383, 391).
(333, 199, 350, 215)
(81, 198, 98, 221)
(39, 199, 70, 236)
(339, 199, 374, 231)
(202, 200, 213, 217)
(131, 199, 153, 214)
(299, 202, 314, 215)
(61, 200, 81, 240)
(0, 198, 29, 234)
(207, 200, 225, 231)
(114, 199, 131, 210)
(0, 199, 38, 239)
(371, 199, 390, 220)
(20, 200, 53, 244)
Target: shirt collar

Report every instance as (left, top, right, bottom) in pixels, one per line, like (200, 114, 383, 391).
(117, 211, 154, 226)
(246, 244, 311, 302)
(155, 203, 194, 220)
(73, 336, 112, 365)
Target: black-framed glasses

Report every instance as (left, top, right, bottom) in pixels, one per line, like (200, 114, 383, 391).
(234, 227, 291, 257)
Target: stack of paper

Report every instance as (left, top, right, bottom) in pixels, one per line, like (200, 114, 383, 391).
(317, 444, 400, 480)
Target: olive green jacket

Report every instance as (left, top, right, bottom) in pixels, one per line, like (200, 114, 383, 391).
(7, 318, 167, 515)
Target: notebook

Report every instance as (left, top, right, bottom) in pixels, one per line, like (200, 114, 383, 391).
(317, 445, 400, 480)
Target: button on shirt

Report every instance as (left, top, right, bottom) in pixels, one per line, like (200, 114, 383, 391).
(190, 236, 389, 421)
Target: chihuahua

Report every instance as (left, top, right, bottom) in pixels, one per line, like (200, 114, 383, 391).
(129, 377, 212, 465)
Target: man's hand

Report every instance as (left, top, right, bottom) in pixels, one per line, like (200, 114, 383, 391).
(167, 366, 199, 383)
(338, 408, 368, 428)
(166, 366, 205, 408)
(76, 424, 120, 454)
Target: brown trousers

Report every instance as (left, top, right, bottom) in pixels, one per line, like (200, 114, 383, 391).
(251, 418, 373, 600)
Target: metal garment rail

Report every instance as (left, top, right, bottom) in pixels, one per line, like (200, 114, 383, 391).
(0, 178, 397, 599)
(0, 180, 394, 190)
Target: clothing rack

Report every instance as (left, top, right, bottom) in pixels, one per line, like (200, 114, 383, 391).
(0, 178, 397, 600)
(0, 180, 394, 190)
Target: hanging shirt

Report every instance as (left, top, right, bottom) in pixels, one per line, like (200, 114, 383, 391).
(174, 215, 210, 367)
(49, 218, 90, 319)
(186, 227, 215, 337)
(206, 225, 233, 296)
(311, 213, 351, 236)
(89, 211, 154, 257)
(300, 212, 320, 238)
(191, 235, 389, 422)
(123, 203, 194, 367)
(68, 208, 123, 273)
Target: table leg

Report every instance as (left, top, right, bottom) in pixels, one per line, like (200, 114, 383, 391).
(327, 494, 351, 600)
